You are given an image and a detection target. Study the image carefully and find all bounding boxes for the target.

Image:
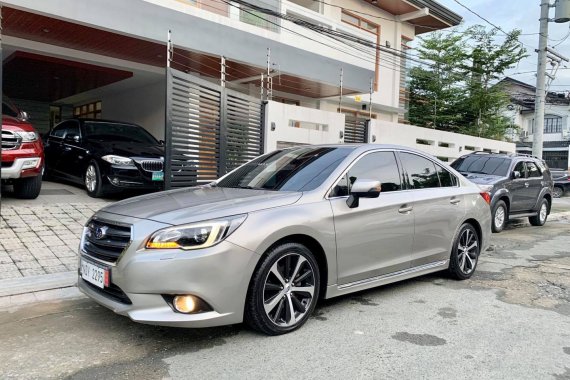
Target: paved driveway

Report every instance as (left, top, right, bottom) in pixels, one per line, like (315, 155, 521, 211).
(0, 218, 569, 379)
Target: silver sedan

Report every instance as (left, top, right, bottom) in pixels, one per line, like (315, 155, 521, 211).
(78, 144, 491, 335)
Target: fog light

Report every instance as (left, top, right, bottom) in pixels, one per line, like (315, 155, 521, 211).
(173, 295, 197, 313)
(110, 177, 120, 185)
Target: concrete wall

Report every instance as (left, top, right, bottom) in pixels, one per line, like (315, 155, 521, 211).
(101, 80, 166, 140)
(11, 99, 50, 134)
(368, 120, 516, 162)
(264, 101, 345, 152)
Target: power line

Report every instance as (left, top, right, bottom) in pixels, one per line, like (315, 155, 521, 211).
(450, 0, 535, 50)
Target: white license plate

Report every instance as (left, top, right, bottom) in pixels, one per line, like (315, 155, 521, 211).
(80, 259, 108, 289)
(152, 171, 164, 181)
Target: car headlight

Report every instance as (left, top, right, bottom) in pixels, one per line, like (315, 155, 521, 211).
(14, 131, 38, 142)
(145, 215, 247, 250)
(102, 155, 134, 166)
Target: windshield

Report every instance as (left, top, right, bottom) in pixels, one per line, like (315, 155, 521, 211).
(83, 122, 159, 145)
(451, 155, 511, 176)
(216, 146, 354, 192)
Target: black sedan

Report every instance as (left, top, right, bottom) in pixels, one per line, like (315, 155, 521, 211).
(44, 119, 164, 197)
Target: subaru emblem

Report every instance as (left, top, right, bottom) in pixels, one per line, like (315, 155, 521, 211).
(95, 226, 108, 240)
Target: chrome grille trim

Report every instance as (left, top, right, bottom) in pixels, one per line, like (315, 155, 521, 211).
(140, 159, 164, 172)
(81, 218, 132, 264)
(1, 130, 21, 150)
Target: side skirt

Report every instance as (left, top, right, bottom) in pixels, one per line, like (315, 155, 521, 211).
(324, 260, 449, 299)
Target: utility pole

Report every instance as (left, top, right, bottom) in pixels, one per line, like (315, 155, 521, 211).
(533, 0, 570, 158)
(533, 0, 550, 159)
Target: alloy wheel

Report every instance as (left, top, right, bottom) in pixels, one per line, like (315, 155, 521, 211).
(457, 228, 478, 275)
(494, 205, 505, 230)
(262, 253, 315, 327)
(539, 202, 548, 224)
(85, 165, 97, 192)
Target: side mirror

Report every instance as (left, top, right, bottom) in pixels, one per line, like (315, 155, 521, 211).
(159, 139, 165, 145)
(65, 133, 81, 143)
(346, 179, 381, 208)
(512, 170, 521, 179)
(18, 111, 29, 121)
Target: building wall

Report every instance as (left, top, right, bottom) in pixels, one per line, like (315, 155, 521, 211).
(11, 99, 50, 134)
(368, 119, 516, 162)
(101, 80, 166, 140)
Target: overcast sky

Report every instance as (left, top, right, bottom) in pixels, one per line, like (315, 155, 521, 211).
(431, 0, 570, 90)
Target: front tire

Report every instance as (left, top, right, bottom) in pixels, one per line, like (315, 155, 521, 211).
(244, 242, 320, 335)
(13, 175, 42, 199)
(85, 162, 104, 198)
(448, 223, 480, 280)
(529, 198, 549, 226)
(491, 200, 507, 233)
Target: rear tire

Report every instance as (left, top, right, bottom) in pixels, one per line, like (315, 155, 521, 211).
(13, 175, 42, 199)
(85, 162, 104, 198)
(448, 223, 480, 280)
(553, 186, 564, 198)
(244, 242, 320, 335)
(529, 198, 549, 226)
(491, 200, 507, 233)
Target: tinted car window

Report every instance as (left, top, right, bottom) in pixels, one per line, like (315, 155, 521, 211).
(513, 161, 528, 178)
(526, 162, 542, 178)
(331, 151, 402, 197)
(436, 165, 457, 187)
(400, 152, 440, 189)
(217, 146, 354, 192)
(83, 122, 158, 145)
(450, 155, 511, 176)
(51, 122, 71, 138)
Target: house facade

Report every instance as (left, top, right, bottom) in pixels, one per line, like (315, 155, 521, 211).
(0, 0, 460, 135)
(499, 77, 570, 169)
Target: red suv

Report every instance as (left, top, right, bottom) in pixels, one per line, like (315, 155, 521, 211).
(1, 98, 44, 199)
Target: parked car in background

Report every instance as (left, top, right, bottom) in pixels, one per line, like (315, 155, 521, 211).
(550, 169, 570, 198)
(451, 152, 553, 233)
(1, 97, 44, 199)
(44, 119, 164, 198)
(79, 144, 491, 335)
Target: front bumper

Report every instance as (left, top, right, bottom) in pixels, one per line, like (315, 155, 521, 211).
(78, 236, 260, 328)
(1, 156, 42, 179)
(103, 165, 164, 190)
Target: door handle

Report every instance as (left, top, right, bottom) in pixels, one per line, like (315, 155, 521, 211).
(450, 198, 461, 205)
(524, 182, 529, 188)
(398, 205, 413, 214)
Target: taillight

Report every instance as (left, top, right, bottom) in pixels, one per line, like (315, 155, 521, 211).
(480, 192, 491, 204)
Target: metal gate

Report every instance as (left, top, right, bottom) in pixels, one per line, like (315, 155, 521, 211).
(342, 112, 368, 143)
(165, 68, 263, 189)
(543, 150, 568, 170)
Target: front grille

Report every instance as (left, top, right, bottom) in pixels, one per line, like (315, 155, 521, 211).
(1, 130, 21, 150)
(82, 279, 132, 304)
(82, 219, 131, 263)
(140, 159, 164, 172)
(1, 161, 13, 168)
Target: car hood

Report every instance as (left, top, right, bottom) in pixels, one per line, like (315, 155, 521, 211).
(2, 115, 35, 132)
(100, 186, 303, 225)
(88, 140, 164, 158)
(462, 173, 503, 185)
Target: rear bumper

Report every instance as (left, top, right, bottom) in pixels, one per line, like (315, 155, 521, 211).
(1, 156, 42, 179)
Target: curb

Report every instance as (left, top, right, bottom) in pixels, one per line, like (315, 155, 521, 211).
(0, 271, 77, 297)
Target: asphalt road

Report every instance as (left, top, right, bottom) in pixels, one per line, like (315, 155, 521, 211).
(1, 217, 569, 379)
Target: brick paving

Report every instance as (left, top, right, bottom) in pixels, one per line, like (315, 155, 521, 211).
(0, 203, 105, 279)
